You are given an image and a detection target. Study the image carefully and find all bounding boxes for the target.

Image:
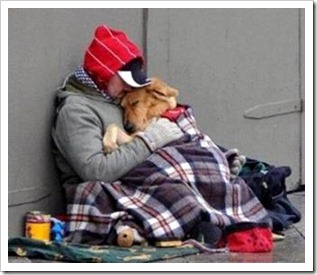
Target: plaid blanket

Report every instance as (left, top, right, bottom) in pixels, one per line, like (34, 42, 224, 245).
(64, 106, 271, 245)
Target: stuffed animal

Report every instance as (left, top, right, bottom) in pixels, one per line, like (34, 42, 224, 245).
(116, 225, 145, 247)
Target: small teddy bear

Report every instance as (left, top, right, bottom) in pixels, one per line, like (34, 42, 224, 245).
(116, 225, 145, 247)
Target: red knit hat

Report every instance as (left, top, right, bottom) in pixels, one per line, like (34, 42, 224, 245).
(83, 25, 146, 89)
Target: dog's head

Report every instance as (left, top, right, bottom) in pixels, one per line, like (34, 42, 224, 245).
(121, 77, 179, 132)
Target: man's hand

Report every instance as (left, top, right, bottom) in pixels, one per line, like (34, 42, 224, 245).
(225, 148, 246, 179)
(136, 118, 184, 152)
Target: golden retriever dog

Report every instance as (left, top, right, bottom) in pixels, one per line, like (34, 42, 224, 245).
(103, 77, 179, 153)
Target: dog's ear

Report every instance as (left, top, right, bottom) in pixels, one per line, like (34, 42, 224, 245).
(148, 77, 179, 99)
(121, 94, 140, 108)
(149, 89, 170, 102)
(120, 96, 128, 107)
(149, 87, 178, 101)
(166, 87, 179, 97)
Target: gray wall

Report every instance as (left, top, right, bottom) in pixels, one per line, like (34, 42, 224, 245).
(8, 8, 304, 236)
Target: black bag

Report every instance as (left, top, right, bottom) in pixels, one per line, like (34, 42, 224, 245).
(239, 158, 301, 232)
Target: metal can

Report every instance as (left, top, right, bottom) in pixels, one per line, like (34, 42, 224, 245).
(25, 211, 51, 241)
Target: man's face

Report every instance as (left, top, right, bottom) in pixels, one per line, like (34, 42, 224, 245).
(107, 74, 132, 99)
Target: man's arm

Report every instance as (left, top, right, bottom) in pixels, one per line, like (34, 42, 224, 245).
(52, 103, 152, 183)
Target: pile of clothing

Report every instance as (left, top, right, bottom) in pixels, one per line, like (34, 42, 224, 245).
(239, 158, 301, 233)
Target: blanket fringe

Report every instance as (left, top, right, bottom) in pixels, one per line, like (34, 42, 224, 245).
(182, 239, 228, 253)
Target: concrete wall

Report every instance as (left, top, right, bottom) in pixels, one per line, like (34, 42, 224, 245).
(147, 9, 303, 187)
(8, 8, 304, 236)
(8, 8, 145, 236)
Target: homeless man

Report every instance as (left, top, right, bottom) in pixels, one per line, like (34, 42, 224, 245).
(52, 24, 273, 252)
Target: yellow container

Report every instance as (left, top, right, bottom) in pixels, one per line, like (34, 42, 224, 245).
(25, 211, 51, 241)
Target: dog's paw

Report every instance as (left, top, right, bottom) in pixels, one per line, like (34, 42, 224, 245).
(103, 124, 119, 153)
(103, 140, 118, 153)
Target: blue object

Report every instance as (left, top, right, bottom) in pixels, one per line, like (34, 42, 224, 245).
(50, 217, 65, 242)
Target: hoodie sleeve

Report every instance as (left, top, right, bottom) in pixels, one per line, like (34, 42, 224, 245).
(52, 102, 151, 183)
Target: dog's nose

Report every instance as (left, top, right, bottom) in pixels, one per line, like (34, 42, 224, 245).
(124, 122, 136, 133)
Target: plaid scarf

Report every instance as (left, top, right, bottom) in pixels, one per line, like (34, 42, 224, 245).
(64, 107, 271, 245)
(74, 67, 115, 103)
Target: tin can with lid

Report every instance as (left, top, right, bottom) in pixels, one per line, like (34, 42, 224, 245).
(25, 211, 51, 241)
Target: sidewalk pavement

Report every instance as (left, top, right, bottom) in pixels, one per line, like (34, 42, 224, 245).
(8, 191, 305, 264)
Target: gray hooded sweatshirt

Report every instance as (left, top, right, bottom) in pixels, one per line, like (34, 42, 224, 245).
(52, 74, 152, 185)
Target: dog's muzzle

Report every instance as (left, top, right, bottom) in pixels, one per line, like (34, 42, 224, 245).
(124, 122, 137, 134)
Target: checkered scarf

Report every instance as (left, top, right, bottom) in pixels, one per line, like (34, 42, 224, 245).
(74, 67, 115, 103)
(64, 107, 271, 245)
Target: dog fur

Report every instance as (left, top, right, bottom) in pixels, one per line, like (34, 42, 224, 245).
(103, 77, 179, 153)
